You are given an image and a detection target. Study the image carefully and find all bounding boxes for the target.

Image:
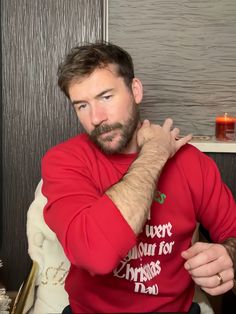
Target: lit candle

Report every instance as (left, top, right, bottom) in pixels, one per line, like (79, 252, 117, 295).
(215, 113, 235, 141)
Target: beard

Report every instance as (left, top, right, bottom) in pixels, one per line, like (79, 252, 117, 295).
(89, 102, 140, 155)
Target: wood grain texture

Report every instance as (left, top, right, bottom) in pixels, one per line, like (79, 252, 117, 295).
(207, 153, 236, 199)
(1, 0, 102, 290)
(108, 0, 236, 136)
(0, 0, 2, 251)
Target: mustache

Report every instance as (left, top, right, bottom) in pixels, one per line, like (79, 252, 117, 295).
(91, 123, 123, 137)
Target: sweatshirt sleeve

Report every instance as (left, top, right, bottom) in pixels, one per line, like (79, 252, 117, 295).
(41, 145, 136, 275)
(184, 146, 236, 243)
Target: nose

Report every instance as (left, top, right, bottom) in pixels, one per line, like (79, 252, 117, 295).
(90, 103, 107, 126)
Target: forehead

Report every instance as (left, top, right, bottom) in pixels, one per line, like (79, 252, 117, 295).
(68, 65, 126, 99)
(80, 64, 120, 83)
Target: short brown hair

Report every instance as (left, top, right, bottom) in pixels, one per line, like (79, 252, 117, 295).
(57, 42, 135, 98)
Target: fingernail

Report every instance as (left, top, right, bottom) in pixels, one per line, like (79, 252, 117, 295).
(184, 263, 190, 270)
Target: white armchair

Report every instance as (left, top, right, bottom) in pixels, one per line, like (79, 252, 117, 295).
(12, 181, 69, 314)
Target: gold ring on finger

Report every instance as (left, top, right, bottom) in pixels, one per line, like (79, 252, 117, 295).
(216, 273, 223, 286)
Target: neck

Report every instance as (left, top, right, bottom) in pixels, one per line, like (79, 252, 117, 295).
(121, 121, 141, 154)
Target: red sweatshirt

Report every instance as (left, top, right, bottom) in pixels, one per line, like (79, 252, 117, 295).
(42, 134, 236, 313)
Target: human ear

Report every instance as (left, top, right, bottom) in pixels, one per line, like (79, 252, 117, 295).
(131, 78, 143, 104)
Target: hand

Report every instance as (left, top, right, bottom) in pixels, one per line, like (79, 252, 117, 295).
(137, 118, 192, 158)
(181, 242, 234, 295)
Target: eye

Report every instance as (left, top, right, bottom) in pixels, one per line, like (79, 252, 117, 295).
(102, 94, 113, 101)
(74, 103, 87, 111)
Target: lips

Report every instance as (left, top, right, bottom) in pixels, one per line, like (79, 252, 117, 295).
(99, 129, 117, 140)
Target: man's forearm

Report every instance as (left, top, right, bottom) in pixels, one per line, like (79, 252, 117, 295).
(106, 141, 169, 235)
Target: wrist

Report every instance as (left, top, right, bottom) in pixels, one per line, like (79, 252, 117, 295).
(222, 237, 236, 278)
(140, 140, 170, 163)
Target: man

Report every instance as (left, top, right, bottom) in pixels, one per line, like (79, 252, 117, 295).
(41, 42, 236, 313)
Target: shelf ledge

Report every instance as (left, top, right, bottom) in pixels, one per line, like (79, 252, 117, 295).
(189, 136, 236, 153)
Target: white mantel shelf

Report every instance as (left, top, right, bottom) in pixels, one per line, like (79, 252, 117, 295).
(189, 136, 236, 153)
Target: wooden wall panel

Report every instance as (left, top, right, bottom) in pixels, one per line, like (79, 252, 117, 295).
(202, 152, 236, 311)
(1, 0, 103, 290)
(0, 0, 2, 251)
(207, 153, 236, 198)
(108, 0, 236, 136)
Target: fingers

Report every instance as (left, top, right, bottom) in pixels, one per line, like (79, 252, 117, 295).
(182, 242, 235, 296)
(138, 118, 191, 156)
(201, 278, 234, 296)
(181, 242, 212, 262)
(162, 118, 192, 146)
(171, 127, 180, 139)
(195, 269, 234, 296)
(186, 253, 233, 278)
(162, 118, 173, 131)
(192, 268, 234, 289)
(175, 133, 193, 149)
(182, 242, 232, 271)
(141, 118, 191, 144)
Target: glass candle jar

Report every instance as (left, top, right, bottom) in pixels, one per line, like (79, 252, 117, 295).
(215, 113, 235, 141)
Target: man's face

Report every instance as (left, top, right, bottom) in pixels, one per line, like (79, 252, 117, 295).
(68, 65, 142, 154)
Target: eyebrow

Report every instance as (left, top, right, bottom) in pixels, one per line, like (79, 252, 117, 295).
(71, 88, 114, 106)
